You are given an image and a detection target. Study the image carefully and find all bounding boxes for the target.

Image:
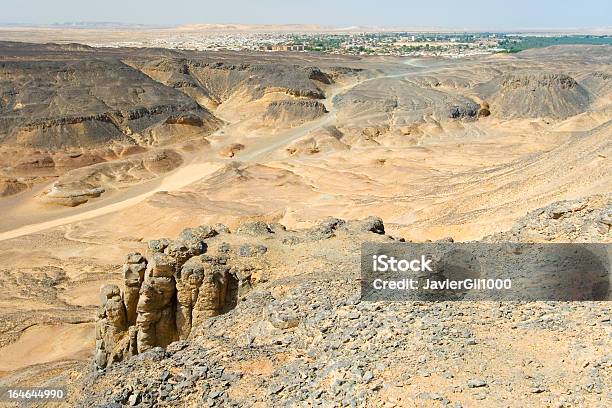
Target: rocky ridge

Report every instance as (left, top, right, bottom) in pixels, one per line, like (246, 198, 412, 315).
(478, 71, 592, 119)
(76, 204, 611, 407)
(0, 59, 222, 149)
(131, 59, 332, 109)
(485, 194, 612, 243)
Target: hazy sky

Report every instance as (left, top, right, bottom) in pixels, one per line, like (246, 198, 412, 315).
(2, 0, 611, 29)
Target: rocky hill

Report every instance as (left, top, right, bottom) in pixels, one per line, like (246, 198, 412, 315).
(477, 71, 592, 119)
(130, 59, 332, 109)
(0, 59, 221, 149)
(334, 77, 482, 127)
(0, 42, 342, 199)
(71, 204, 610, 407)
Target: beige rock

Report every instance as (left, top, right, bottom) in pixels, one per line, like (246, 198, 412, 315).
(192, 258, 233, 325)
(122, 252, 147, 326)
(175, 258, 205, 339)
(95, 284, 128, 369)
(136, 276, 177, 352)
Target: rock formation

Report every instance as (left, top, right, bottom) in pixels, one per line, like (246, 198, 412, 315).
(95, 285, 128, 369)
(94, 223, 254, 369)
(123, 253, 147, 326)
(37, 149, 184, 206)
(135, 253, 178, 352)
(93, 216, 389, 370)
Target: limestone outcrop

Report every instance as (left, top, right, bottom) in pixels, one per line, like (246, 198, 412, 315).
(95, 285, 129, 369)
(94, 216, 389, 370)
(94, 224, 246, 370)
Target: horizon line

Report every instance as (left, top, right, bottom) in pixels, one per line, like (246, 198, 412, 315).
(0, 22, 611, 33)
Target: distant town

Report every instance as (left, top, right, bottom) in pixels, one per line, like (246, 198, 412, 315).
(92, 31, 612, 58)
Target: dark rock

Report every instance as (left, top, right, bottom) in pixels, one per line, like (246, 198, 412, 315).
(235, 221, 272, 236)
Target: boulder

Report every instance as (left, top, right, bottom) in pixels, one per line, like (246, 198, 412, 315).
(148, 238, 171, 253)
(236, 221, 272, 236)
(265, 299, 301, 329)
(179, 225, 218, 241)
(304, 217, 346, 241)
(349, 216, 385, 234)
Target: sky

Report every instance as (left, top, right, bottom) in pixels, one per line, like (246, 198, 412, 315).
(1, 0, 611, 29)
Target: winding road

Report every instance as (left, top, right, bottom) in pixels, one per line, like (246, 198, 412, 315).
(0, 60, 441, 242)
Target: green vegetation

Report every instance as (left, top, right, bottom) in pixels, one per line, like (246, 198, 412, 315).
(291, 35, 343, 52)
(397, 44, 444, 53)
(498, 35, 612, 53)
(285, 33, 611, 56)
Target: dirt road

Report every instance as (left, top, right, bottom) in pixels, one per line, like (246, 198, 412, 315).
(0, 62, 439, 241)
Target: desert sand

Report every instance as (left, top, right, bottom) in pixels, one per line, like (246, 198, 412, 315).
(0, 40, 609, 407)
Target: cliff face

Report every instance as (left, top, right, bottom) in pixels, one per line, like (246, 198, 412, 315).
(0, 59, 221, 148)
